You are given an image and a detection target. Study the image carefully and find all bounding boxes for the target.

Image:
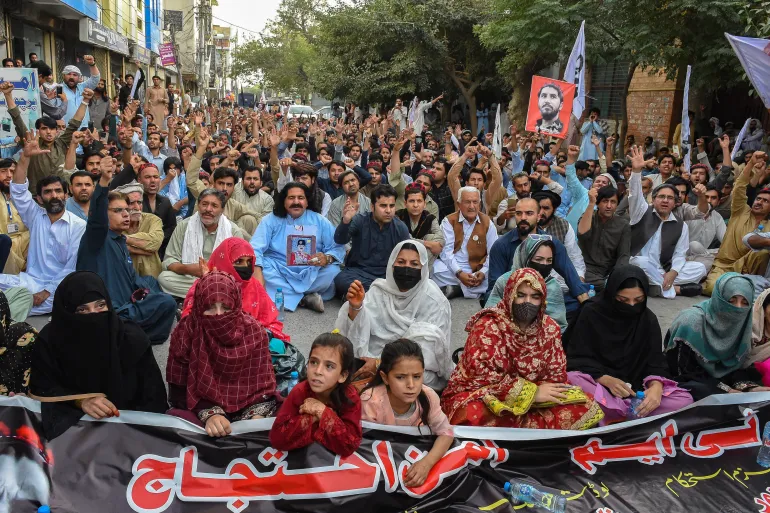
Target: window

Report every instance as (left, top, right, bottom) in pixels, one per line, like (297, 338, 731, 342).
(587, 60, 631, 119)
(137, 17, 143, 30)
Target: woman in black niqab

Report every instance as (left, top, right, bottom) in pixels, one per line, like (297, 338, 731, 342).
(564, 265, 693, 423)
(31, 271, 167, 439)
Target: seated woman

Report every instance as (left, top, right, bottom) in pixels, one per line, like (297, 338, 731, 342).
(750, 289, 770, 385)
(665, 272, 770, 400)
(167, 271, 278, 437)
(566, 265, 693, 422)
(440, 268, 604, 429)
(335, 241, 453, 390)
(181, 237, 289, 343)
(30, 272, 168, 440)
(0, 289, 38, 396)
(485, 236, 567, 332)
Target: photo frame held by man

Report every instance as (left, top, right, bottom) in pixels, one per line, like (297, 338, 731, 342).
(525, 76, 576, 139)
(287, 234, 316, 266)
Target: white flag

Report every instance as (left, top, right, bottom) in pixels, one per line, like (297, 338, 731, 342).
(492, 104, 502, 158)
(681, 65, 692, 173)
(732, 118, 752, 162)
(563, 21, 586, 119)
(407, 96, 418, 128)
(725, 33, 770, 109)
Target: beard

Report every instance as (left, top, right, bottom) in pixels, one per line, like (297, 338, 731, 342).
(43, 198, 64, 214)
(0, 182, 9, 195)
(537, 213, 553, 227)
(517, 220, 535, 237)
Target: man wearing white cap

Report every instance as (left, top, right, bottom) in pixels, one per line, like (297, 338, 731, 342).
(61, 55, 101, 128)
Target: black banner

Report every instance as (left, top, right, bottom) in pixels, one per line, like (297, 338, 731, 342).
(1, 394, 770, 513)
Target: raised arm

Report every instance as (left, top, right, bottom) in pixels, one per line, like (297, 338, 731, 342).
(578, 187, 597, 235)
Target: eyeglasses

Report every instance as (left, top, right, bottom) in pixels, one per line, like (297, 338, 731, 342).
(109, 207, 130, 215)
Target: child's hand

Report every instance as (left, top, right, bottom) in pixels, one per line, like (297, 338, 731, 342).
(299, 398, 326, 420)
(205, 414, 231, 437)
(404, 458, 433, 488)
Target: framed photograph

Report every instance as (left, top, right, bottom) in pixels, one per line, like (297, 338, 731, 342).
(286, 234, 316, 266)
(525, 76, 576, 139)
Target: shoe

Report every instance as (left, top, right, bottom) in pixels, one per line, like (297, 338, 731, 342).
(443, 285, 463, 300)
(678, 283, 703, 297)
(648, 285, 662, 297)
(301, 292, 325, 313)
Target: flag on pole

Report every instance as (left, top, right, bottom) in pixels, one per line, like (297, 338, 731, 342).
(732, 118, 752, 162)
(492, 104, 502, 158)
(725, 33, 770, 109)
(129, 67, 144, 102)
(563, 20, 586, 119)
(259, 90, 267, 111)
(407, 96, 419, 128)
(681, 65, 692, 173)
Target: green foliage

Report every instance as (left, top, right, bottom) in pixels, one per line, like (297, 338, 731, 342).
(740, 0, 770, 38)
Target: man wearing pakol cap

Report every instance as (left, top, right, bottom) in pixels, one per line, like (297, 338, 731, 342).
(76, 161, 176, 345)
(115, 181, 165, 278)
(61, 56, 101, 128)
(627, 146, 706, 299)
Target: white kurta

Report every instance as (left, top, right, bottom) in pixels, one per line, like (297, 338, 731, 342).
(432, 213, 498, 298)
(628, 172, 706, 299)
(3, 180, 86, 313)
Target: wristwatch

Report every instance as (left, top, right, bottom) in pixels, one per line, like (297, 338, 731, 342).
(325, 254, 336, 265)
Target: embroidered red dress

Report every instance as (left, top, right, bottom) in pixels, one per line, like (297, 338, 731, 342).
(440, 268, 604, 430)
(269, 381, 362, 456)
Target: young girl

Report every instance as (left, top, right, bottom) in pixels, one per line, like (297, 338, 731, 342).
(269, 331, 362, 456)
(361, 339, 454, 487)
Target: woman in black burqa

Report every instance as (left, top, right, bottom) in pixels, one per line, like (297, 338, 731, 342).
(30, 271, 167, 439)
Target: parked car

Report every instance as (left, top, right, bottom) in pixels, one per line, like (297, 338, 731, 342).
(286, 105, 314, 120)
(313, 106, 333, 119)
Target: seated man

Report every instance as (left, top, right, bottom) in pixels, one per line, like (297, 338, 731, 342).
(158, 189, 247, 299)
(251, 182, 345, 313)
(0, 158, 30, 274)
(628, 147, 706, 298)
(709, 152, 770, 294)
(65, 170, 95, 221)
(327, 169, 371, 227)
(114, 181, 164, 278)
(433, 186, 499, 300)
(577, 185, 631, 290)
(0, 134, 86, 315)
(187, 130, 259, 237)
(396, 183, 445, 267)
(75, 164, 176, 344)
(232, 165, 274, 226)
(334, 184, 409, 295)
(135, 162, 177, 259)
(387, 137, 440, 218)
(533, 190, 585, 280)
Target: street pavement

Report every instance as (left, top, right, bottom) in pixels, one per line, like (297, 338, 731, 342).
(26, 294, 701, 382)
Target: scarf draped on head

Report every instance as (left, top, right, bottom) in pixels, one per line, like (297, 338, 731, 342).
(565, 264, 666, 389)
(665, 272, 754, 378)
(167, 271, 277, 412)
(749, 288, 770, 366)
(181, 237, 289, 342)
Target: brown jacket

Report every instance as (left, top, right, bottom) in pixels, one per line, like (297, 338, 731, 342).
(447, 211, 490, 272)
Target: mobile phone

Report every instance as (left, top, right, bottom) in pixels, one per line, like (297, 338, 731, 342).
(88, 121, 94, 131)
(56, 85, 63, 95)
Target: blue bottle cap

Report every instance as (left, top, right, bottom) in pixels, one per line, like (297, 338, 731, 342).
(637, 391, 645, 399)
(277, 287, 282, 292)
(290, 371, 298, 379)
(504, 481, 511, 492)
(38, 507, 51, 513)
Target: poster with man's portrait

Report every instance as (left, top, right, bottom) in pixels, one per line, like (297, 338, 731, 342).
(525, 76, 576, 139)
(287, 234, 316, 266)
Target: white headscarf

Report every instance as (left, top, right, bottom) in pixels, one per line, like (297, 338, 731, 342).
(335, 240, 454, 381)
(181, 212, 232, 264)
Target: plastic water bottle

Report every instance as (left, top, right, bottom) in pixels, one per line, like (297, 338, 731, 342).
(587, 285, 595, 298)
(288, 371, 299, 394)
(275, 288, 285, 322)
(758, 422, 770, 468)
(627, 391, 646, 420)
(504, 480, 566, 513)
(38, 507, 51, 513)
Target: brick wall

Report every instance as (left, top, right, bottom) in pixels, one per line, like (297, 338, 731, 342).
(626, 68, 682, 148)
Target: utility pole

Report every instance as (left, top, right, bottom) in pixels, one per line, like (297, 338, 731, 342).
(170, 25, 184, 98)
(196, 0, 208, 96)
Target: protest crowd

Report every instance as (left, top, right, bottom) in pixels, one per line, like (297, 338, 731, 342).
(0, 46, 769, 488)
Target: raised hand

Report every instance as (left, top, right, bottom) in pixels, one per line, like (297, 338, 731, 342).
(346, 279, 366, 310)
(0, 82, 13, 95)
(629, 145, 645, 172)
(22, 131, 50, 157)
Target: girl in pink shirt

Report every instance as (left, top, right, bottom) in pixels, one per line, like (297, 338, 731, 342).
(360, 339, 454, 487)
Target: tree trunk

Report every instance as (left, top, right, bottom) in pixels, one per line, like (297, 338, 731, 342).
(619, 61, 638, 157)
(507, 63, 541, 131)
(447, 67, 480, 135)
